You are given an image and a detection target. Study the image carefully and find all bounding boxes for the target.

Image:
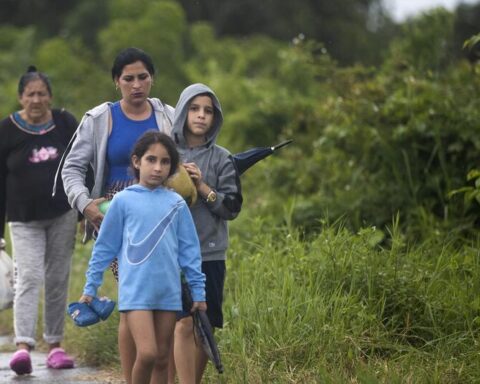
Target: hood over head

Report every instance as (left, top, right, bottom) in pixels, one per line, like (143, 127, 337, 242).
(172, 83, 223, 148)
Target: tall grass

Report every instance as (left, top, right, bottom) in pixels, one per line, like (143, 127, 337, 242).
(213, 217, 480, 383)
(1, 217, 479, 383)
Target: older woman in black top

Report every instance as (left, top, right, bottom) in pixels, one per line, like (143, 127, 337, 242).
(0, 66, 78, 375)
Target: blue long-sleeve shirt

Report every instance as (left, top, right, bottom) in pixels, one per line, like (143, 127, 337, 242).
(83, 184, 205, 311)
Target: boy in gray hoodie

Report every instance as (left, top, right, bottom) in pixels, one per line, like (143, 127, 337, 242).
(169, 83, 242, 383)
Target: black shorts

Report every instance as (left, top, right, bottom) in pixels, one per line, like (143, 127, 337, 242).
(178, 260, 226, 328)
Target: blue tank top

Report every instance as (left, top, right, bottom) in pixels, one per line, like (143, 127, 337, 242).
(106, 102, 158, 188)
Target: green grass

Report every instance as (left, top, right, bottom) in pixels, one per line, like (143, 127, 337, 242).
(1, 217, 480, 383)
(208, 217, 480, 383)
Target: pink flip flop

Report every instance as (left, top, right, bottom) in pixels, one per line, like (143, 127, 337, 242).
(46, 347, 75, 369)
(9, 349, 32, 375)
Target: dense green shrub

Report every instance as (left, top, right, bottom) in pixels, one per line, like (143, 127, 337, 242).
(217, 217, 480, 382)
(1, 5, 479, 236)
(220, 21, 480, 237)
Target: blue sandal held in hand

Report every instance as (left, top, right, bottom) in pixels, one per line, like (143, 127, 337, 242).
(90, 296, 116, 320)
(67, 302, 100, 327)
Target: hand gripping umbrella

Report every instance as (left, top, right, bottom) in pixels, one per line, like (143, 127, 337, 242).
(233, 139, 293, 176)
(181, 277, 224, 373)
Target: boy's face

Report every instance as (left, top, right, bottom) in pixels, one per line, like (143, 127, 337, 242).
(186, 95, 214, 139)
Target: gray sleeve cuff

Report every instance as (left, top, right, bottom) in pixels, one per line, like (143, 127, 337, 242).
(77, 195, 94, 215)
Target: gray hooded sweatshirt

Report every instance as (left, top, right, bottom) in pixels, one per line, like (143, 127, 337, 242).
(59, 98, 174, 215)
(172, 84, 242, 261)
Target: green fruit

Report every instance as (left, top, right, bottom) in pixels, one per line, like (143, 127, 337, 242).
(98, 200, 111, 214)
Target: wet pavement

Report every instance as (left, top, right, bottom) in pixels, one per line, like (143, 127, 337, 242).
(0, 336, 123, 383)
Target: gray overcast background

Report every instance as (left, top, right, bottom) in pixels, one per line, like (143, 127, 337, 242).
(387, 0, 478, 20)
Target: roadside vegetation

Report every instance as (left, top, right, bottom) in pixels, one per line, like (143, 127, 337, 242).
(2, 214, 480, 383)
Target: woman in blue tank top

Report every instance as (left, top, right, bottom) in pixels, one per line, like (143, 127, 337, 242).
(105, 100, 159, 193)
(61, 47, 175, 384)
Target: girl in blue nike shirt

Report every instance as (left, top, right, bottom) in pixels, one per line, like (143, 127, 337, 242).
(80, 131, 206, 384)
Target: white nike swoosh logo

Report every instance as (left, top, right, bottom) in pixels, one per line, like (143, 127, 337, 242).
(125, 201, 182, 265)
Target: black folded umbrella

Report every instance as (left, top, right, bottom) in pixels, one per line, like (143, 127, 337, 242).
(193, 310, 224, 373)
(233, 139, 293, 176)
(181, 277, 224, 373)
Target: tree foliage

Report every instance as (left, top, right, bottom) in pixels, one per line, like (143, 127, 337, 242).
(98, 0, 188, 102)
(0, 0, 399, 65)
(0, 0, 78, 38)
(177, 0, 398, 65)
(0, 2, 479, 238)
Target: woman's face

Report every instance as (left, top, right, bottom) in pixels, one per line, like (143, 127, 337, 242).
(115, 61, 153, 107)
(18, 79, 52, 124)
